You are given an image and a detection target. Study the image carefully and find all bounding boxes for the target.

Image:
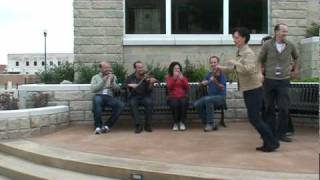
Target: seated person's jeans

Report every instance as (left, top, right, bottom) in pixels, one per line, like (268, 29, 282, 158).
(92, 95, 124, 128)
(167, 97, 188, 124)
(129, 96, 153, 126)
(193, 95, 225, 125)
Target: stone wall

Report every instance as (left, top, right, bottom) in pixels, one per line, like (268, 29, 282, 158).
(0, 106, 69, 139)
(18, 84, 248, 124)
(299, 37, 320, 79)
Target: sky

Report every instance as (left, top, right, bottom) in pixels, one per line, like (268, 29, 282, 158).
(0, 0, 73, 65)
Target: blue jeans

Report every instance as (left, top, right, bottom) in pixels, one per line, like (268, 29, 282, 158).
(92, 95, 125, 128)
(263, 78, 290, 138)
(243, 87, 279, 148)
(129, 96, 153, 125)
(193, 95, 225, 125)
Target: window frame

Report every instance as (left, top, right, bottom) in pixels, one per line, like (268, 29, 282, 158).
(123, 0, 270, 45)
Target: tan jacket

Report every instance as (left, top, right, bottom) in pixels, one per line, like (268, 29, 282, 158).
(221, 44, 262, 92)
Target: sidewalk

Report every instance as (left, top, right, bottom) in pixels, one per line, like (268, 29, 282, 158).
(29, 122, 318, 174)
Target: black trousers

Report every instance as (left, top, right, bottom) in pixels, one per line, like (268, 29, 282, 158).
(243, 87, 279, 148)
(167, 97, 188, 124)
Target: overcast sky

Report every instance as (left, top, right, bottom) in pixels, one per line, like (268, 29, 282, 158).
(0, 0, 73, 65)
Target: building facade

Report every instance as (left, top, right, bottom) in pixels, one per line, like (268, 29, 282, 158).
(7, 53, 74, 74)
(74, 0, 319, 72)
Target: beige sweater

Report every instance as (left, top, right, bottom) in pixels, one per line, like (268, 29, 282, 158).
(221, 44, 262, 92)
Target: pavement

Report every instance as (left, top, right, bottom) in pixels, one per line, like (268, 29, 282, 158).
(28, 122, 319, 175)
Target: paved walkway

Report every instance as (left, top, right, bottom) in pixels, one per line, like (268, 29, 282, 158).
(29, 122, 318, 174)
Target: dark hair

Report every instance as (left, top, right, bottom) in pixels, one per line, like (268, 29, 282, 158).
(232, 27, 250, 44)
(168, 61, 182, 76)
(274, 23, 287, 34)
(261, 36, 272, 44)
(133, 60, 143, 69)
(209, 56, 220, 63)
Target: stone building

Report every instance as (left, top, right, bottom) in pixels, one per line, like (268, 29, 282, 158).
(7, 53, 74, 75)
(74, 0, 319, 74)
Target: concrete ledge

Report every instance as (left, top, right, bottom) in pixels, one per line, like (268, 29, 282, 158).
(300, 37, 319, 44)
(18, 84, 91, 91)
(0, 106, 69, 139)
(0, 140, 316, 180)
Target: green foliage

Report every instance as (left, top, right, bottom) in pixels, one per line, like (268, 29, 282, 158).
(291, 77, 319, 82)
(183, 58, 207, 82)
(111, 61, 127, 84)
(146, 61, 168, 82)
(36, 62, 74, 84)
(305, 22, 320, 38)
(76, 63, 99, 84)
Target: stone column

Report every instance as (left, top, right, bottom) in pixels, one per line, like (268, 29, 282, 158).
(74, 0, 124, 81)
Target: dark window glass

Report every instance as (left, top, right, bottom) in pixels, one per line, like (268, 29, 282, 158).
(34, 61, 37, 66)
(16, 61, 19, 66)
(172, 0, 223, 34)
(42, 61, 45, 66)
(50, 61, 53, 66)
(58, 61, 61, 66)
(229, 0, 268, 34)
(126, 0, 166, 34)
(26, 61, 29, 66)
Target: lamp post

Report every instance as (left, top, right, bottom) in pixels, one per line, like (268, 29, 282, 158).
(43, 30, 47, 72)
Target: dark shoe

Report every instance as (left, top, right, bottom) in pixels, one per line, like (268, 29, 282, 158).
(144, 123, 153, 132)
(256, 146, 265, 151)
(286, 131, 295, 136)
(260, 142, 280, 153)
(279, 136, 292, 142)
(135, 125, 143, 134)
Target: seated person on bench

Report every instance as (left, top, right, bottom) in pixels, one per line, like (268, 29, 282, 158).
(91, 61, 125, 134)
(193, 56, 226, 132)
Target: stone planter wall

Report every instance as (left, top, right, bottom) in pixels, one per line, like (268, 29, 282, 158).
(18, 84, 248, 124)
(0, 106, 69, 139)
(299, 37, 319, 79)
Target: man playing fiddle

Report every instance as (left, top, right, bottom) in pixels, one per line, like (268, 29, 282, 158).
(91, 61, 125, 134)
(193, 56, 226, 132)
(125, 61, 158, 133)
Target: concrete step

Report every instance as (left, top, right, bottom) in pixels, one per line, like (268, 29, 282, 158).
(0, 152, 116, 180)
(0, 140, 317, 180)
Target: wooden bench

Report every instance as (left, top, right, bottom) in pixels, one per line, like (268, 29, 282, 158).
(103, 83, 227, 127)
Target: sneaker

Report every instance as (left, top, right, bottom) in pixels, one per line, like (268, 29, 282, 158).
(95, 127, 102, 135)
(101, 125, 110, 133)
(179, 122, 186, 131)
(172, 123, 179, 131)
(204, 124, 213, 132)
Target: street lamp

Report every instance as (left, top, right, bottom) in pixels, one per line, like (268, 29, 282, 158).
(43, 30, 47, 72)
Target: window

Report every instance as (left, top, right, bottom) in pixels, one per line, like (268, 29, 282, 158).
(16, 61, 19, 66)
(26, 61, 29, 66)
(229, 0, 268, 34)
(125, 0, 166, 34)
(42, 61, 45, 66)
(50, 61, 53, 66)
(172, 0, 223, 34)
(58, 61, 62, 66)
(34, 61, 37, 66)
(124, 0, 269, 45)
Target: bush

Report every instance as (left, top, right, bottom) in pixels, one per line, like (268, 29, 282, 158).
(36, 62, 74, 84)
(183, 58, 207, 82)
(291, 77, 319, 82)
(146, 61, 168, 82)
(305, 22, 320, 38)
(76, 63, 99, 84)
(0, 93, 18, 110)
(111, 61, 128, 84)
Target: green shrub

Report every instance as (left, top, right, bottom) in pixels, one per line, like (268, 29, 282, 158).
(111, 61, 127, 84)
(76, 63, 99, 84)
(183, 58, 207, 82)
(146, 61, 168, 82)
(305, 22, 320, 38)
(291, 77, 319, 82)
(36, 62, 74, 84)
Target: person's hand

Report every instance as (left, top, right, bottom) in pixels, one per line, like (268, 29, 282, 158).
(127, 83, 138, 89)
(227, 60, 236, 66)
(290, 69, 299, 79)
(258, 73, 264, 83)
(148, 77, 158, 84)
(173, 71, 180, 79)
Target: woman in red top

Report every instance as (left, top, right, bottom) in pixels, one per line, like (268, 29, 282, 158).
(165, 62, 190, 131)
